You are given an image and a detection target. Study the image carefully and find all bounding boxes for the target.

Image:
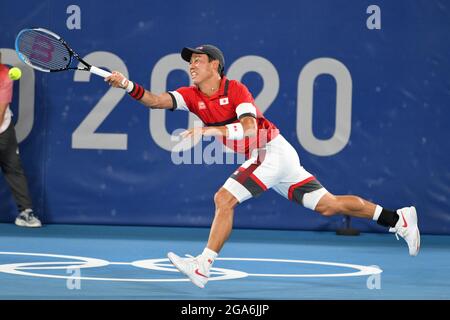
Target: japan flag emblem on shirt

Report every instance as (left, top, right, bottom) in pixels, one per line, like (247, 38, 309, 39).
(219, 97, 229, 106)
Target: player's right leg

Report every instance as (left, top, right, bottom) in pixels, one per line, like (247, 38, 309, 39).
(168, 187, 238, 289)
(168, 140, 277, 288)
(167, 251, 213, 289)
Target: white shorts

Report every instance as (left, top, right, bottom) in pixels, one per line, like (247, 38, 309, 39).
(223, 134, 328, 210)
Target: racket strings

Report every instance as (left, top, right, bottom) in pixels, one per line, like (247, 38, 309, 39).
(17, 30, 71, 71)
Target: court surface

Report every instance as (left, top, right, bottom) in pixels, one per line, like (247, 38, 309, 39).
(0, 223, 449, 300)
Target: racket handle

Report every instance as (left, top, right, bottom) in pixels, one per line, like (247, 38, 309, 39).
(90, 66, 112, 78)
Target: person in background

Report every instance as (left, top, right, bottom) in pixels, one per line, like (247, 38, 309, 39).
(0, 52, 41, 227)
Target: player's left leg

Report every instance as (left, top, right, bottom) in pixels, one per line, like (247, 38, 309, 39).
(269, 135, 420, 256)
(314, 193, 420, 256)
(315, 193, 377, 219)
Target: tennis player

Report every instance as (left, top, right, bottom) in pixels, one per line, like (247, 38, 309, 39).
(105, 45, 420, 288)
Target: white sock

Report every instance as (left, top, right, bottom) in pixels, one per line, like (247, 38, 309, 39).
(373, 205, 383, 221)
(202, 248, 218, 266)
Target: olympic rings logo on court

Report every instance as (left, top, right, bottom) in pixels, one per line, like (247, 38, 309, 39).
(0, 252, 382, 283)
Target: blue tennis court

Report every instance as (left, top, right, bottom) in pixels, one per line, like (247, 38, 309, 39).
(0, 223, 448, 300)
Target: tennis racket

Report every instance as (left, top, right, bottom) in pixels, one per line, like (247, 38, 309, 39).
(15, 27, 111, 78)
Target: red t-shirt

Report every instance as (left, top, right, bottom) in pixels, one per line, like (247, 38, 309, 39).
(0, 64, 13, 104)
(169, 76, 279, 157)
(0, 64, 14, 133)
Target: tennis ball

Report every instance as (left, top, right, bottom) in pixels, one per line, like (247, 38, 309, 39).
(8, 67, 22, 81)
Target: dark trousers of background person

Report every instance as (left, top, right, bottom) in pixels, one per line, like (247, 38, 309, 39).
(0, 122, 33, 212)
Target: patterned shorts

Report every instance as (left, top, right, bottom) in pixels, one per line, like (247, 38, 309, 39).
(223, 134, 327, 210)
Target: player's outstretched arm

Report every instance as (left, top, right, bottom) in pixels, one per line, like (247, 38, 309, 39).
(105, 71, 173, 109)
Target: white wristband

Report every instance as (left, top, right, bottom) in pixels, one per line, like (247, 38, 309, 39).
(225, 123, 244, 140)
(125, 80, 134, 93)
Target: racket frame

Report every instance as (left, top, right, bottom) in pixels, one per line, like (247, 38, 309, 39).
(15, 27, 111, 78)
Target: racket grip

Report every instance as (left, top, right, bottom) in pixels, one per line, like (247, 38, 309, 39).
(90, 66, 112, 78)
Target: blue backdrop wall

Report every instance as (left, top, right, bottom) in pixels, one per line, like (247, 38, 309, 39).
(0, 0, 449, 234)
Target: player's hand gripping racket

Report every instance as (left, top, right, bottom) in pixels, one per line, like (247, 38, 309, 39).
(15, 28, 111, 78)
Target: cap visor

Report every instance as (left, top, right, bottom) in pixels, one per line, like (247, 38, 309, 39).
(181, 47, 205, 62)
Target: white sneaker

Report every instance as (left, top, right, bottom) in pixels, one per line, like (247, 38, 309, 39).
(167, 252, 211, 288)
(15, 209, 42, 228)
(389, 206, 420, 256)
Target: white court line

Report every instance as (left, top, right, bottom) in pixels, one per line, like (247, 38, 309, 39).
(0, 252, 382, 282)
